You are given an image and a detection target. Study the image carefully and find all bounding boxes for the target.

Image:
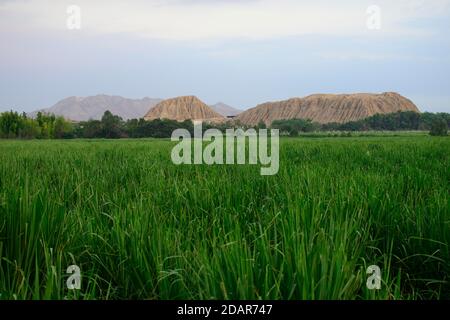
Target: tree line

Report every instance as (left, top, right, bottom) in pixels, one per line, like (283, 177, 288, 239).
(0, 110, 197, 139)
(0, 112, 73, 139)
(0, 110, 448, 139)
(272, 111, 449, 136)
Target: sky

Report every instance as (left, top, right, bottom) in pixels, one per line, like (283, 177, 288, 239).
(0, 0, 450, 113)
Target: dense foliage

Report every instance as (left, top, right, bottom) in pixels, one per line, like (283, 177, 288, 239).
(429, 117, 448, 136)
(271, 119, 318, 135)
(0, 111, 73, 139)
(0, 110, 449, 139)
(321, 111, 450, 133)
(0, 110, 196, 139)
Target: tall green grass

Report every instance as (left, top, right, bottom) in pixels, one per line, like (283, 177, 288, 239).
(0, 136, 449, 299)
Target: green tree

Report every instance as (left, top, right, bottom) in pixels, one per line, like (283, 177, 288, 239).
(81, 120, 103, 138)
(53, 117, 73, 139)
(256, 121, 267, 130)
(429, 118, 448, 136)
(36, 112, 57, 138)
(101, 110, 124, 138)
(19, 118, 40, 139)
(271, 119, 318, 135)
(0, 111, 23, 138)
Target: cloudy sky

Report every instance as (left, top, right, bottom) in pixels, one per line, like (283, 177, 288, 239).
(1, 0, 450, 112)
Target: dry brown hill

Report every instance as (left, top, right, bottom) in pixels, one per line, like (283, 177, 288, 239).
(235, 92, 420, 125)
(144, 96, 225, 122)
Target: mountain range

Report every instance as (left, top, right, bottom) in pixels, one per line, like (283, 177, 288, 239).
(27, 92, 420, 124)
(28, 95, 162, 121)
(28, 95, 240, 121)
(210, 103, 242, 117)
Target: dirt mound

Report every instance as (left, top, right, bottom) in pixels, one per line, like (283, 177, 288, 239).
(144, 96, 225, 122)
(235, 92, 420, 125)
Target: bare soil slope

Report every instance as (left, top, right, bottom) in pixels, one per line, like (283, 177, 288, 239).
(144, 96, 225, 122)
(235, 92, 420, 125)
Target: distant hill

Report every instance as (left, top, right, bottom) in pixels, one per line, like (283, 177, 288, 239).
(28, 95, 162, 121)
(210, 103, 241, 117)
(235, 92, 420, 125)
(26, 92, 420, 125)
(144, 96, 225, 122)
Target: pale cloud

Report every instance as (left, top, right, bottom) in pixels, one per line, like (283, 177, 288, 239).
(1, 0, 449, 40)
(316, 51, 441, 62)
